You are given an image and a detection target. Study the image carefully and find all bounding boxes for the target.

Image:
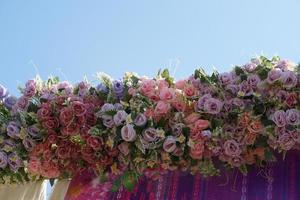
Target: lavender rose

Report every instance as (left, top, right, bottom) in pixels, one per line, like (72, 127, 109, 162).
(113, 110, 127, 126)
(219, 72, 235, 86)
(113, 80, 124, 98)
(27, 125, 41, 138)
(203, 98, 223, 114)
(196, 94, 212, 110)
(243, 62, 257, 72)
(102, 115, 115, 128)
(4, 96, 17, 109)
(272, 110, 286, 127)
(0, 84, 8, 99)
(6, 121, 20, 139)
(267, 69, 282, 84)
(142, 128, 157, 142)
(24, 80, 36, 97)
(23, 137, 36, 151)
(8, 152, 22, 171)
(101, 103, 115, 112)
(247, 74, 261, 88)
(286, 109, 300, 125)
(163, 136, 177, 153)
(239, 81, 253, 96)
(281, 71, 297, 89)
(278, 133, 295, 151)
(223, 139, 242, 157)
(134, 113, 147, 126)
(121, 124, 136, 142)
(0, 151, 8, 168)
(96, 82, 108, 93)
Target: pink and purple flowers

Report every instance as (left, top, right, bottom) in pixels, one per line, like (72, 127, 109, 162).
(0, 56, 298, 191)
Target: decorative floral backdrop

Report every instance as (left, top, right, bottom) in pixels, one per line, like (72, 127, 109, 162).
(0, 56, 299, 196)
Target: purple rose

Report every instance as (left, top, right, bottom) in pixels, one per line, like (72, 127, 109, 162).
(113, 110, 127, 126)
(113, 80, 124, 98)
(219, 72, 235, 86)
(96, 83, 108, 93)
(114, 103, 124, 110)
(14, 96, 29, 111)
(102, 115, 115, 128)
(163, 136, 177, 153)
(243, 62, 257, 72)
(3, 96, 17, 109)
(142, 128, 157, 142)
(8, 152, 22, 171)
(2, 140, 16, 153)
(101, 103, 115, 112)
(272, 110, 286, 127)
(197, 94, 212, 110)
(23, 137, 36, 151)
(223, 139, 242, 157)
(247, 74, 261, 88)
(6, 121, 20, 139)
(286, 109, 300, 125)
(0, 151, 8, 169)
(0, 84, 9, 99)
(40, 92, 56, 101)
(225, 84, 239, 95)
(239, 81, 253, 96)
(57, 81, 73, 95)
(201, 130, 212, 138)
(281, 71, 297, 89)
(203, 98, 223, 114)
(27, 125, 41, 138)
(278, 133, 295, 151)
(121, 124, 136, 142)
(24, 80, 36, 97)
(275, 60, 292, 70)
(267, 69, 282, 84)
(134, 113, 147, 126)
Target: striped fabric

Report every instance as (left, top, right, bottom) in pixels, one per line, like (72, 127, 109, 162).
(65, 150, 300, 200)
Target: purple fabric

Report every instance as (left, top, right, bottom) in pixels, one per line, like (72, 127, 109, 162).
(66, 150, 300, 200)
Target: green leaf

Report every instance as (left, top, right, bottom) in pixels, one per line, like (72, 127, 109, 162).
(234, 66, 245, 76)
(111, 177, 121, 193)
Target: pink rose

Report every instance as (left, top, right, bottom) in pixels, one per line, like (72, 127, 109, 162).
(87, 136, 103, 150)
(163, 136, 177, 153)
(159, 87, 174, 101)
(121, 124, 137, 142)
(59, 107, 74, 126)
(154, 101, 170, 115)
(157, 79, 169, 90)
(184, 85, 195, 97)
(172, 100, 186, 112)
(285, 93, 297, 108)
(139, 79, 155, 96)
(61, 123, 79, 136)
(42, 117, 59, 130)
(46, 134, 57, 144)
(191, 119, 210, 132)
(128, 88, 136, 96)
(175, 80, 186, 90)
(56, 146, 71, 159)
(28, 158, 41, 175)
(41, 161, 60, 178)
(37, 104, 52, 120)
(85, 112, 97, 126)
(184, 113, 200, 125)
(190, 141, 204, 159)
(72, 101, 86, 116)
(118, 142, 130, 156)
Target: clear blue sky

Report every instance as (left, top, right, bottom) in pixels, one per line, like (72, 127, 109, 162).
(1, 0, 300, 96)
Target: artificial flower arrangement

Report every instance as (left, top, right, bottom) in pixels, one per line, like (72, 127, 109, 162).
(0, 56, 299, 192)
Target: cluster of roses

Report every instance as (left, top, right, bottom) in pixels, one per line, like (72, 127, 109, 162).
(0, 56, 299, 187)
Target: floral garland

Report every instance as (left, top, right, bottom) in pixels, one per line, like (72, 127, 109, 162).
(0, 56, 299, 192)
